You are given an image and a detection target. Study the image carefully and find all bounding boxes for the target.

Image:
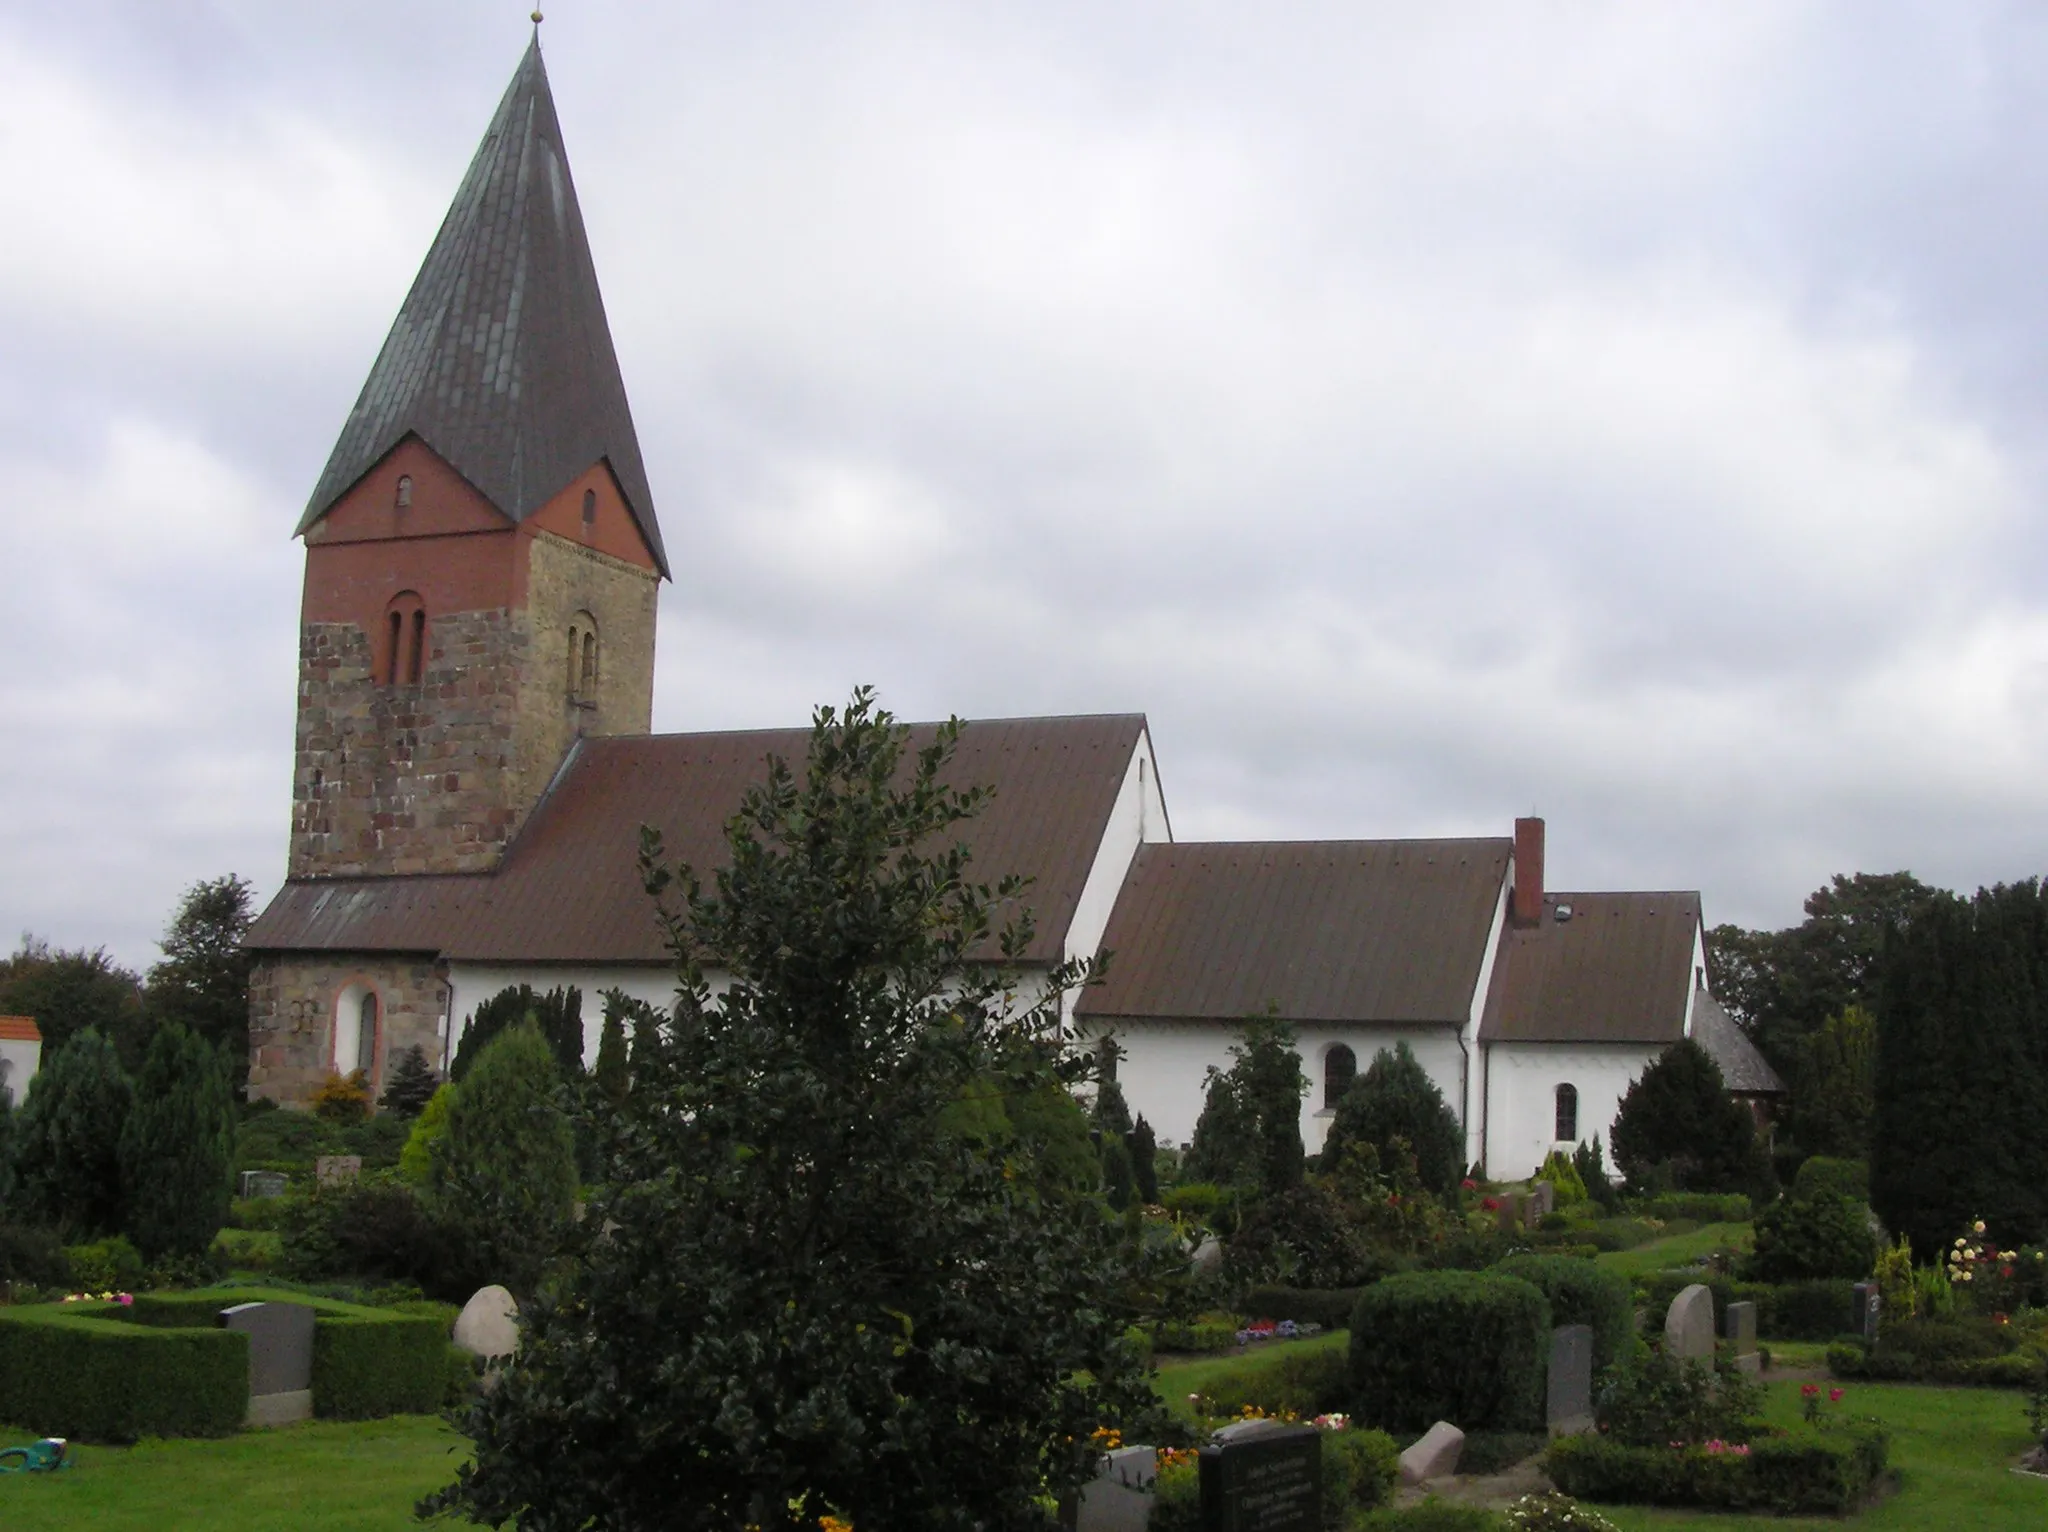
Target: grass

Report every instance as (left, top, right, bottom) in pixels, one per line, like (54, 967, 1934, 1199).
(1595, 1221, 1751, 1279)
(1154, 1330, 1349, 1421)
(1588, 1378, 2045, 1530)
(0, 1415, 466, 1532)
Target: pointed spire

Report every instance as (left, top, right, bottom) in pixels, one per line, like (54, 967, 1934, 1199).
(302, 38, 668, 577)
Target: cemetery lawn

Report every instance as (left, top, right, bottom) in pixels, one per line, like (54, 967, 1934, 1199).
(0, 1414, 466, 1532)
(1577, 1380, 2043, 1531)
(1595, 1221, 1751, 1278)
(1153, 1330, 1350, 1422)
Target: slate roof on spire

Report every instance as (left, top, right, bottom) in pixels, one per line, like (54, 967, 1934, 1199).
(300, 38, 667, 576)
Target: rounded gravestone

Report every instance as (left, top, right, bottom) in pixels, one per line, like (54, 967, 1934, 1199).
(1664, 1283, 1716, 1363)
(454, 1285, 521, 1361)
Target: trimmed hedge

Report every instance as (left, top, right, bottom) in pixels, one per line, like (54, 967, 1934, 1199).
(1635, 1273, 1858, 1342)
(1192, 1345, 1350, 1419)
(1547, 1424, 1888, 1514)
(1349, 1271, 1549, 1433)
(1633, 1193, 1751, 1223)
(1494, 1255, 1633, 1371)
(1153, 1317, 1241, 1353)
(0, 1301, 246, 1441)
(1242, 1286, 1364, 1332)
(1827, 1317, 2040, 1386)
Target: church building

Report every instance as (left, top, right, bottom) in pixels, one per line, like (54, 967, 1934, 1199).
(245, 38, 1773, 1179)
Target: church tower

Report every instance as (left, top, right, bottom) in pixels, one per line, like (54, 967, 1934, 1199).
(290, 36, 665, 880)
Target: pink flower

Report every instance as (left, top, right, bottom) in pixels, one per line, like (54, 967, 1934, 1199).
(1461, 1179, 1478, 1192)
(117, 1294, 134, 1306)
(1828, 1388, 1843, 1403)
(1734, 1444, 1751, 1457)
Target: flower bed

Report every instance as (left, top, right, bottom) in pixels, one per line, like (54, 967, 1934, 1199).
(1546, 1422, 1889, 1514)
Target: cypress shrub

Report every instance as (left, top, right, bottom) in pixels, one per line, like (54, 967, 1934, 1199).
(11, 1028, 132, 1237)
(1611, 1038, 1762, 1195)
(428, 1020, 577, 1298)
(0, 1302, 245, 1441)
(1495, 1254, 1634, 1370)
(1744, 1191, 1875, 1282)
(118, 1023, 235, 1261)
(451, 984, 584, 1082)
(1324, 1041, 1464, 1195)
(1348, 1270, 1550, 1432)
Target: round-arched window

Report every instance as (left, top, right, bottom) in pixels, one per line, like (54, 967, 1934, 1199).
(334, 983, 380, 1080)
(1555, 1082, 1579, 1143)
(1324, 1043, 1357, 1109)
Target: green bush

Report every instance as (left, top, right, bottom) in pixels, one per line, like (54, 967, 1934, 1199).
(1325, 1041, 1465, 1195)
(1594, 1347, 1762, 1448)
(1634, 1193, 1751, 1223)
(314, 1308, 450, 1417)
(1325, 1428, 1402, 1518)
(1535, 1150, 1590, 1207)
(1225, 1182, 1375, 1288)
(1194, 1346, 1350, 1418)
(64, 1234, 145, 1292)
(1546, 1424, 1888, 1514)
(1494, 1255, 1634, 1371)
(118, 1021, 235, 1261)
(1242, 1285, 1365, 1332)
(1744, 1191, 1874, 1282)
(1827, 1315, 2032, 1384)
(1633, 1273, 1859, 1343)
(1792, 1156, 1868, 1202)
(211, 1226, 283, 1272)
(1152, 1316, 1241, 1353)
(1348, 1271, 1549, 1432)
(1459, 1432, 1549, 1475)
(1579, 1218, 1666, 1253)
(0, 1223, 69, 1287)
(1160, 1181, 1230, 1229)
(228, 1193, 300, 1231)
(1357, 1502, 1504, 1531)
(0, 1301, 246, 1441)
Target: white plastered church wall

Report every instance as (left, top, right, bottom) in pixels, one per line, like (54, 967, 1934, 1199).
(1299, 1028, 1468, 1156)
(445, 964, 688, 1071)
(1062, 731, 1170, 1017)
(1483, 1043, 1659, 1181)
(1460, 874, 1512, 1171)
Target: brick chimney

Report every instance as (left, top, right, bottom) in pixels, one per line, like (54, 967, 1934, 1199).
(1513, 816, 1545, 926)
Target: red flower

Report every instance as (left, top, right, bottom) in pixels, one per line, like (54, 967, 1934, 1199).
(1828, 1388, 1843, 1403)
(1461, 1179, 1478, 1191)
(1481, 1198, 1500, 1211)
(1800, 1384, 1819, 1399)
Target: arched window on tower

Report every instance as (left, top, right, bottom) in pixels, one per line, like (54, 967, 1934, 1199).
(380, 592, 426, 686)
(1324, 1043, 1357, 1109)
(333, 982, 381, 1083)
(581, 487, 597, 527)
(1555, 1082, 1579, 1143)
(568, 611, 598, 704)
(394, 474, 413, 510)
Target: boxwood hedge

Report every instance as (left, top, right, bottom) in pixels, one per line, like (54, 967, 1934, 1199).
(1635, 1273, 1859, 1342)
(1547, 1423, 1888, 1514)
(1348, 1270, 1549, 1432)
(1493, 1254, 1634, 1371)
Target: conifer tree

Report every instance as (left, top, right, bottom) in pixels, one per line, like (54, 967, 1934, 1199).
(10, 1027, 133, 1237)
(452, 984, 585, 1081)
(594, 991, 634, 1104)
(1128, 1114, 1160, 1205)
(118, 1023, 235, 1260)
(1323, 1040, 1464, 1194)
(1610, 1037, 1759, 1195)
(1183, 1067, 1256, 1188)
(1181, 1020, 1306, 1194)
(429, 1020, 579, 1298)
(377, 1044, 441, 1118)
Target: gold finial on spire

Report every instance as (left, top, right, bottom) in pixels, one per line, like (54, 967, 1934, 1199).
(531, 10, 544, 25)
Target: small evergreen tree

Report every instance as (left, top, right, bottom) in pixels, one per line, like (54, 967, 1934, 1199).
(594, 991, 634, 1105)
(377, 1045, 441, 1118)
(1323, 1041, 1464, 1195)
(1183, 1067, 1257, 1187)
(1792, 1004, 1876, 1159)
(1611, 1037, 1760, 1195)
(118, 1023, 235, 1260)
(1573, 1135, 1614, 1209)
(1128, 1114, 1159, 1205)
(1237, 1017, 1307, 1196)
(451, 984, 585, 1082)
(399, 1082, 457, 1185)
(10, 1028, 133, 1237)
(428, 1021, 578, 1299)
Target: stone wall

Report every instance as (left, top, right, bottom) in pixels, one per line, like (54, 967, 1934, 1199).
(248, 954, 447, 1106)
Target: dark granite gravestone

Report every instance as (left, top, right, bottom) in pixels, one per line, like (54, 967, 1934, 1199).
(1851, 1283, 1881, 1342)
(1199, 1419, 1320, 1532)
(1724, 1300, 1760, 1375)
(1547, 1323, 1594, 1436)
(218, 1301, 317, 1426)
(238, 1170, 288, 1199)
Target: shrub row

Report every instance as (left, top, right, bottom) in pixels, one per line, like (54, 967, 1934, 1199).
(1826, 1317, 2041, 1387)
(1152, 1317, 1241, 1354)
(1241, 1286, 1365, 1332)
(0, 1303, 246, 1441)
(1349, 1271, 1549, 1433)
(0, 1287, 455, 1440)
(1494, 1255, 1634, 1372)
(1546, 1425, 1888, 1514)
(1634, 1273, 1859, 1341)
(1630, 1193, 1752, 1224)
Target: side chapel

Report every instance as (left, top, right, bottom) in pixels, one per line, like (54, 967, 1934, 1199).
(245, 38, 1779, 1179)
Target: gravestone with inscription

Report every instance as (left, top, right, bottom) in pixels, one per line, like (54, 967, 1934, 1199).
(1724, 1300, 1760, 1375)
(1664, 1284, 1716, 1363)
(1851, 1282, 1881, 1342)
(1495, 1193, 1525, 1233)
(238, 1170, 288, 1200)
(218, 1300, 317, 1427)
(1199, 1419, 1320, 1532)
(1527, 1180, 1555, 1220)
(1547, 1323, 1593, 1436)
(315, 1155, 361, 1187)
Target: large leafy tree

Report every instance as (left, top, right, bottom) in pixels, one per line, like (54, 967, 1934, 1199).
(118, 1022, 235, 1260)
(1322, 1040, 1464, 1195)
(426, 1020, 579, 1300)
(1610, 1037, 1760, 1195)
(11, 1028, 133, 1237)
(426, 691, 1156, 1531)
(0, 936, 145, 1064)
(144, 875, 256, 1088)
(1873, 882, 2048, 1254)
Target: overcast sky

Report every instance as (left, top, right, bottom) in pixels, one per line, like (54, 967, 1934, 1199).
(8, 1, 2048, 972)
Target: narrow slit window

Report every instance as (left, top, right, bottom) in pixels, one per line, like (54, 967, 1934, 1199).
(380, 592, 425, 687)
(409, 609, 426, 684)
(581, 487, 597, 526)
(385, 611, 402, 685)
(581, 631, 597, 693)
(1555, 1083, 1579, 1143)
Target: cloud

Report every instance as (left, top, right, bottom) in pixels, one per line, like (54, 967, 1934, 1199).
(7, 2, 2048, 969)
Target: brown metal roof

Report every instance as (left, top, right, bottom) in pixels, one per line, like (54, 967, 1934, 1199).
(1075, 839, 1511, 1024)
(299, 38, 666, 576)
(248, 714, 1147, 966)
(1689, 990, 1786, 1095)
(1478, 891, 1700, 1044)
